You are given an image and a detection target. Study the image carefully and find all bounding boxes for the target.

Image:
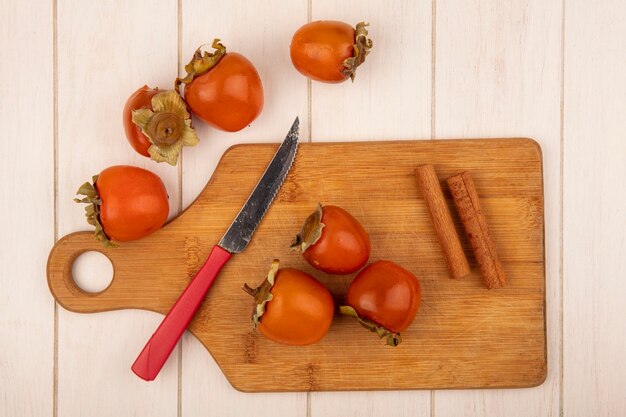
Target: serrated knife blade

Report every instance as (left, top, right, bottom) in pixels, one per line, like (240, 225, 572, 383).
(131, 117, 299, 381)
(218, 117, 299, 253)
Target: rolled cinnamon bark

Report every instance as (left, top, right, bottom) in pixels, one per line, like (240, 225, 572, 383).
(415, 165, 470, 279)
(447, 171, 507, 289)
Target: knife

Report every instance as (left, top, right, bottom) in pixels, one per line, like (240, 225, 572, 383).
(131, 117, 299, 381)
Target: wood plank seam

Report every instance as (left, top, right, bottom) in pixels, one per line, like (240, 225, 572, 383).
(307, 1, 312, 415)
(559, 1, 565, 416)
(430, 2, 437, 417)
(52, 0, 59, 416)
(431, 0, 436, 142)
(177, 2, 184, 417)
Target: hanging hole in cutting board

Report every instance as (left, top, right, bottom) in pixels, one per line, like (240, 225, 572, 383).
(71, 251, 113, 293)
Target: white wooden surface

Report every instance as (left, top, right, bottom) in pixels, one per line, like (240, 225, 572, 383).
(0, 2, 54, 417)
(1, 0, 625, 416)
(564, 1, 626, 416)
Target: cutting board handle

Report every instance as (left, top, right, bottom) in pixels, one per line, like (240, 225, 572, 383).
(47, 231, 151, 314)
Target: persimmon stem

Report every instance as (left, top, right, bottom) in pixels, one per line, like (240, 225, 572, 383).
(290, 203, 324, 252)
(339, 305, 402, 347)
(247, 260, 279, 328)
(175, 39, 226, 94)
(74, 175, 117, 248)
(342, 22, 373, 81)
(242, 283, 259, 297)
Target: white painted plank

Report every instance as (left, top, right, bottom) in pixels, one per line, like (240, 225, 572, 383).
(0, 2, 54, 416)
(311, 0, 432, 141)
(180, 1, 308, 416)
(56, 1, 180, 416)
(310, 1, 431, 416)
(564, 1, 626, 415)
(312, 391, 429, 417)
(434, 1, 561, 416)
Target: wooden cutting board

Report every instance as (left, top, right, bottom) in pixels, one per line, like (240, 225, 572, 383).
(47, 139, 547, 392)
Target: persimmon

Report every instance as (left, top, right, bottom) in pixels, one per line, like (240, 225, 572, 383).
(244, 260, 334, 346)
(74, 165, 169, 246)
(123, 87, 199, 165)
(176, 39, 264, 132)
(341, 260, 421, 346)
(291, 204, 370, 274)
(290, 21, 372, 83)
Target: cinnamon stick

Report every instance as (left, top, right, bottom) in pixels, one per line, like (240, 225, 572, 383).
(447, 172, 507, 289)
(415, 165, 470, 279)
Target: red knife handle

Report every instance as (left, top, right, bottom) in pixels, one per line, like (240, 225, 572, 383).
(131, 245, 232, 381)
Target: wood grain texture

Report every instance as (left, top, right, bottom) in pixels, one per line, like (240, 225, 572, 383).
(179, 1, 308, 415)
(48, 139, 546, 392)
(55, 1, 180, 416)
(309, 0, 433, 415)
(433, 0, 561, 415)
(564, 1, 626, 415)
(0, 2, 54, 416)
